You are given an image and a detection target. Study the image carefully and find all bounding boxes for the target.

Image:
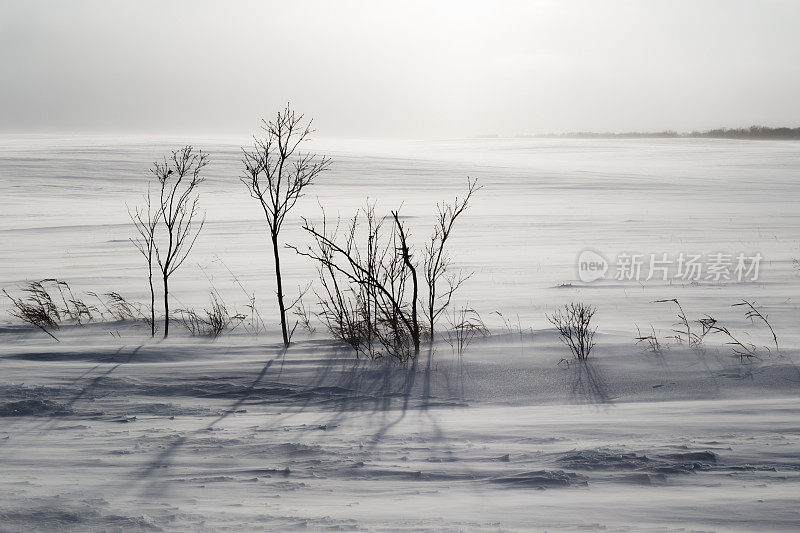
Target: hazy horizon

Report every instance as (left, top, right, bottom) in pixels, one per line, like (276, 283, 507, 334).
(2, 0, 799, 139)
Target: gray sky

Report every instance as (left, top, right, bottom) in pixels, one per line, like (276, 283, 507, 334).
(1, 0, 799, 138)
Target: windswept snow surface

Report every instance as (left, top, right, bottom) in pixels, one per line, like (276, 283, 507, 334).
(1, 136, 800, 531)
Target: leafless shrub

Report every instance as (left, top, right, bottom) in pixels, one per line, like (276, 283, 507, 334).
(635, 324, 662, 353)
(293, 203, 417, 362)
(445, 306, 488, 356)
(177, 291, 245, 338)
(177, 309, 205, 336)
(391, 209, 421, 357)
(547, 302, 597, 360)
(292, 179, 478, 362)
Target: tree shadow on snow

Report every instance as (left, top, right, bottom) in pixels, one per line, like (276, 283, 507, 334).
(570, 360, 612, 405)
(133, 348, 284, 496)
(0, 344, 145, 443)
(266, 341, 450, 451)
(133, 340, 461, 497)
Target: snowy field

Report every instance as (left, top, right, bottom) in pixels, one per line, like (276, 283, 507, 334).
(1, 136, 800, 531)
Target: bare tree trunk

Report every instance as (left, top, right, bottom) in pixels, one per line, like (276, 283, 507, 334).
(241, 107, 330, 349)
(394, 213, 420, 356)
(407, 258, 420, 356)
(428, 296, 435, 343)
(148, 264, 155, 336)
(128, 192, 159, 337)
(272, 231, 289, 347)
(163, 274, 170, 338)
(137, 146, 206, 340)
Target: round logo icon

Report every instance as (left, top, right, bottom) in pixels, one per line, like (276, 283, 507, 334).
(577, 249, 608, 282)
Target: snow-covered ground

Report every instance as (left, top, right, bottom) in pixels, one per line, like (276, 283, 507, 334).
(1, 136, 799, 531)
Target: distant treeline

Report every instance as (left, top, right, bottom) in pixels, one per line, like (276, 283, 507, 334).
(505, 126, 800, 140)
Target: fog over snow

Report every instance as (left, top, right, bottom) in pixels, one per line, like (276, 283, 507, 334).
(2, 0, 800, 137)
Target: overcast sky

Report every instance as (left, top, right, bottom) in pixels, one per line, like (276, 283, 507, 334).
(1, 0, 799, 138)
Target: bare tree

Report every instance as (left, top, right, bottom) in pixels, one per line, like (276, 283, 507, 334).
(151, 146, 208, 338)
(392, 210, 421, 356)
(423, 177, 480, 340)
(128, 187, 158, 336)
(242, 104, 331, 347)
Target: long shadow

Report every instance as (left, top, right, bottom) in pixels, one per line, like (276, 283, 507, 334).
(363, 355, 419, 448)
(264, 340, 437, 451)
(1, 345, 144, 445)
(133, 339, 486, 501)
(268, 341, 417, 427)
(364, 343, 451, 451)
(60, 345, 143, 412)
(135, 349, 283, 496)
(691, 345, 724, 388)
(265, 354, 418, 449)
(570, 359, 612, 405)
(778, 351, 800, 383)
(276, 342, 370, 414)
(418, 344, 445, 438)
(437, 349, 469, 402)
(204, 358, 276, 428)
(365, 344, 480, 488)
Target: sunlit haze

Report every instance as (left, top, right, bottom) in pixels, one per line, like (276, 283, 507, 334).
(2, 0, 799, 138)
